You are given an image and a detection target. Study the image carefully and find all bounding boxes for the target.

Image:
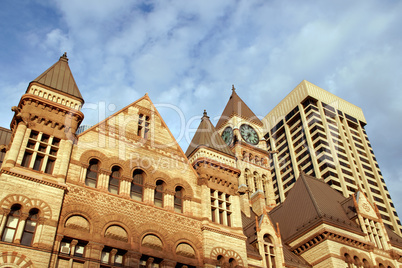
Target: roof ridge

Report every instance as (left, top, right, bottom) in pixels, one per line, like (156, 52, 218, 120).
(300, 172, 323, 217)
(186, 110, 234, 158)
(31, 53, 84, 102)
(216, 86, 262, 129)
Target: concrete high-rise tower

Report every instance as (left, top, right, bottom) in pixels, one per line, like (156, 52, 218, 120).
(263, 80, 402, 235)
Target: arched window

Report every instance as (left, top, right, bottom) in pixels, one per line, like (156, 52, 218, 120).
(21, 208, 39, 246)
(85, 159, 99, 188)
(253, 172, 259, 192)
(362, 259, 370, 268)
(174, 186, 183, 213)
(216, 255, 224, 268)
(108, 166, 121, 194)
(263, 234, 276, 268)
(131, 170, 144, 201)
(229, 258, 237, 267)
(154, 180, 165, 207)
(344, 253, 353, 268)
(1, 204, 21, 243)
(354, 256, 362, 268)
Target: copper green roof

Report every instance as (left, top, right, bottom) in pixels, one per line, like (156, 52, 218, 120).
(186, 110, 234, 158)
(30, 53, 83, 102)
(216, 86, 262, 129)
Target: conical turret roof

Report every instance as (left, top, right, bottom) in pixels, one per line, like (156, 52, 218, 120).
(216, 85, 262, 129)
(30, 53, 84, 102)
(186, 110, 234, 158)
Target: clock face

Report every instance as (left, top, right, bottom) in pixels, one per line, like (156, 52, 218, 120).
(221, 127, 233, 146)
(240, 124, 259, 145)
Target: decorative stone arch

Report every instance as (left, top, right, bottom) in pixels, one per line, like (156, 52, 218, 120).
(129, 165, 154, 184)
(60, 205, 97, 234)
(78, 149, 108, 167)
(0, 194, 31, 212)
(171, 180, 194, 198)
(136, 222, 169, 251)
(26, 198, 52, 219)
(210, 246, 227, 261)
(100, 217, 135, 242)
(175, 242, 196, 259)
(64, 215, 91, 233)
(376, 258, 394, 268)
(0, 251, 34, 267)
(211, 247, 244, 267)
(340, 247, 374, 268)
(103, 156, 126, 174)
(170, 231, 203, 257)
(151, 170, 173, 185)
(226, 249, 244, 267)
(0, 194, 52, 219)
(103, 224, 129, 243)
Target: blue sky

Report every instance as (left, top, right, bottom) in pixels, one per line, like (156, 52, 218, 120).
(1, 0, 401, 221)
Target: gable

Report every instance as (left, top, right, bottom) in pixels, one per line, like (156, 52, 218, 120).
(356, 191, 378, 219)
(78, 94, 184, 158)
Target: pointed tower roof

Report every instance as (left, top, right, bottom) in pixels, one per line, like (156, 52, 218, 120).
(186, 110, 234, 158)
(269, 173, 361, 242)
(30, 53, 84, 102)
(216, 85, 262, 129)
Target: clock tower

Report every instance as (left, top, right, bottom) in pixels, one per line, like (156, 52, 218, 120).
(216, 86, 275, 217)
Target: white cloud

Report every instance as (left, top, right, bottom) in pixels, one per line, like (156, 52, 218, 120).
(1, 0, 402, 220)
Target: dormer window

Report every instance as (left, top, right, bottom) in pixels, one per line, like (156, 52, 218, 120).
(137, 114, 150, 139)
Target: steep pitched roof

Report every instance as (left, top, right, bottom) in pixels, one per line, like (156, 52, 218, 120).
(30, 53, 84, 101)
(216, 86, 262, 129)
(0, 127, 11, 147)
(0, 127, 11, 166)
(185, 110, 234, 158)
(385, 226, 402, 249)
(282, 245, 312, 268)
(269, 173, 361, 242)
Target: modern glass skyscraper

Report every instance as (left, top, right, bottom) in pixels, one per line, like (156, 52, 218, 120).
(263, 80, 402, 235)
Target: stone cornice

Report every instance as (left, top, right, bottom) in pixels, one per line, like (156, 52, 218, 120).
(0, 168, 67, 191)
(201, 225, 246, 241)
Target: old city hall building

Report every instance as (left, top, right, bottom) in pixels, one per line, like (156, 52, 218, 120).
(0, 54, 402, 267)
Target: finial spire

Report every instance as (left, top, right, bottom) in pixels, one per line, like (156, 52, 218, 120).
(60, 52, 68, 61)
(232, 84, 236, 91)
(202, 109, 209, 119)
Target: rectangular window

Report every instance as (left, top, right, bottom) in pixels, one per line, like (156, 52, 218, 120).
(21, 131, 59, 174)
(210, 190, 232, 226)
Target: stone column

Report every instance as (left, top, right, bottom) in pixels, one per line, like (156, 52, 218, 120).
(0, 208, 9, 233)
(32, 217, 45, 247)
(14, 212, 27, 244)
(183, 196, 192, 215)
(56, 139, 73, 181)
(164, 190, 175, 211)
(144, 183, 155, 205)
(161, 259, 177, 268)
(120, 176, 131, 198)
(4, 122, 27, 167)
(79, 163, 89, 184)
(125, 251, 142, 267)
(110, 248, 118, 265)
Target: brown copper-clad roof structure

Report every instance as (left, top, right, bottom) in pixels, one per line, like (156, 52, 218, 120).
(269, 172, 362, 242)
(282, 245, 312, 268)
(386, 227, 402, 249)
(30, 53, 84, 102)
(0, 127, 12, 167)
(186, 110, 234, 158)
(216, 86, 263, 129)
